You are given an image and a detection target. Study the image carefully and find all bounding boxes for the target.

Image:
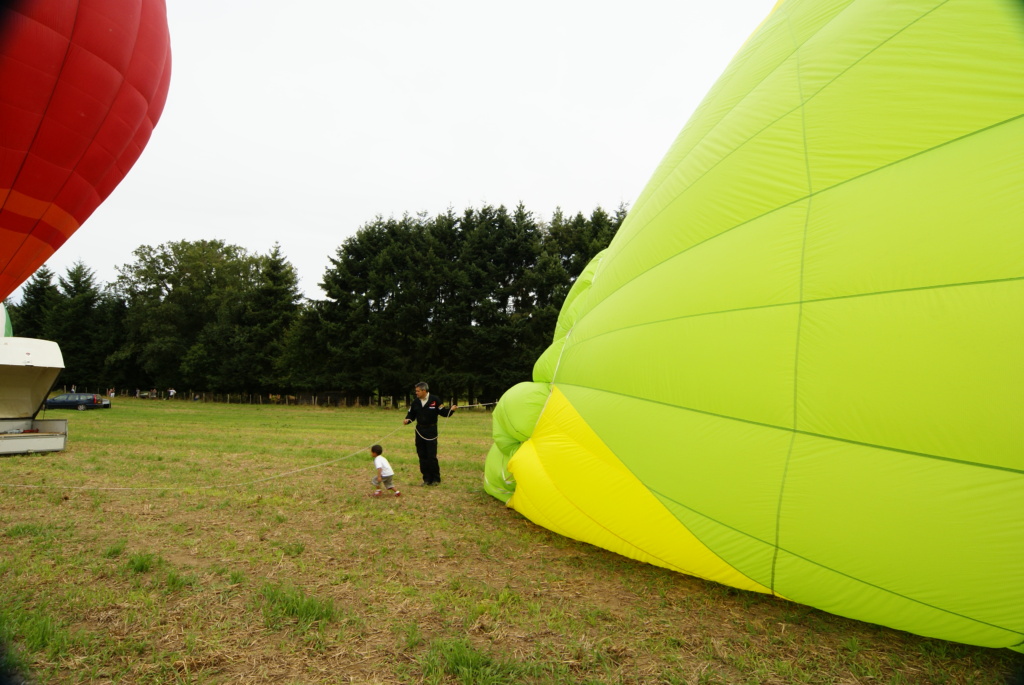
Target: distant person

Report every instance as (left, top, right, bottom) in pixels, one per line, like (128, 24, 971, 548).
(168, 388, 176, 399)
(369, 444, 400, 497)
(403, 382, 457, 485)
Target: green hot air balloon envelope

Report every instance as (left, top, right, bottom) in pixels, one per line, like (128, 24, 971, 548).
(486, 0, 1024, 651)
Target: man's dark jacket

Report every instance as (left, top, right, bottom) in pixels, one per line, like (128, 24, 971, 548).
(405, 394, 454, 435)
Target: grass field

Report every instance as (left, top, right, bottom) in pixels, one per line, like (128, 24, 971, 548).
(0, 399, 1020, 684)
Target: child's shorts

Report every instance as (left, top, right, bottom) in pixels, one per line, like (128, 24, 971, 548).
(372, 474, 394, 489)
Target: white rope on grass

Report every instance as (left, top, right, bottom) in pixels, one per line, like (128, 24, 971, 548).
(0, 401, 498, 493)
(0, 426, 406, 493)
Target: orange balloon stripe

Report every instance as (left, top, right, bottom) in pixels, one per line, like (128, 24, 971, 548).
(0, 189, 80, 239)
(0, 189, 79, 298)
(0, 240, 55, 302)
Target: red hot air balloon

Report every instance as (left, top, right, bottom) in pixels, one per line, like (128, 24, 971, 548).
(0, 0, 171, 301)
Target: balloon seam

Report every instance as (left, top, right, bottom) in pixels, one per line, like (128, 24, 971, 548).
(556, 382, 1024, 476)
(564, 274, 1024, 350)
(770, 544, 1023, 637)
(770, 10, 816, 597)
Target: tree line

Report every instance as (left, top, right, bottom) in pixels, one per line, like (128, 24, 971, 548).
(4, 204, 622, 406)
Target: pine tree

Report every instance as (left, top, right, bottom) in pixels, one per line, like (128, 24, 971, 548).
(46, 262, 101, 388)
(8, 265, 59, 339)
(242, 243, 302, 392)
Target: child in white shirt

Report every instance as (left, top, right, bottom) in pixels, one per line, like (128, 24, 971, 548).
(370, 444, 400, 497)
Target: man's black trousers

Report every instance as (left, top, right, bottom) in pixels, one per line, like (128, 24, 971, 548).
(415, 426, 441, 484)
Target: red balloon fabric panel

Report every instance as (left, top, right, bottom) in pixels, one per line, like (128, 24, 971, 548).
(0, 0, 171, 300)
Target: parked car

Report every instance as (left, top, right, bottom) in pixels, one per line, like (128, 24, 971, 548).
(44, 393, 111, 411)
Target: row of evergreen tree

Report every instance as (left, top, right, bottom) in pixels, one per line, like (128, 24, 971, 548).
(4, 204, 622, 405)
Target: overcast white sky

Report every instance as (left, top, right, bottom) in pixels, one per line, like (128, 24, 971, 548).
(35, 0, 776, 299)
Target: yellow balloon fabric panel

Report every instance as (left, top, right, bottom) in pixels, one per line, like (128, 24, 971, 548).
(507, 386, 773, 595)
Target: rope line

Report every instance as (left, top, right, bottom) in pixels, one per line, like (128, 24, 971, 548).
(0, 402, 498, 493)
(0, 426, 405, 492)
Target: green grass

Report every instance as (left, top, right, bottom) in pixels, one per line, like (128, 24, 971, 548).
(0, 398, 1019, 683)
(420, 638, 530, 685)
(102, 538, 127, 558)
(5, 522, 56, 539)
(257, 582, 338, 630)
(164, 569, 198, 592)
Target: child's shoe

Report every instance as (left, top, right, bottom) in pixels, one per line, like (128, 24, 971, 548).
(393, 490, 401, 497)
(373, 490, 382, 497)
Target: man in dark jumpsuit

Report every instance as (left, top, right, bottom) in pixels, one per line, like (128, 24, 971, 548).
(404, 381, 457, 485)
